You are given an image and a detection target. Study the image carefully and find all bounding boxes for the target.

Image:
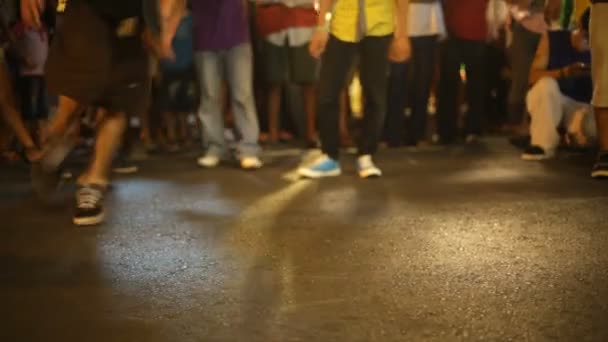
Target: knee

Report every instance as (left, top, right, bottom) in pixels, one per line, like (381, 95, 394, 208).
(531, 77, 560, 95)
(526, 77, 559, 105)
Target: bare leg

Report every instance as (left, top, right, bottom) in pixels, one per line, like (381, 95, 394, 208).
(0, 60, 38, 158)
(78, 111, 127, 186)
(302, 84, 317, 142)
(596, 108, 608, 151)
(267, 84, 281, 143)
(47, 96, 83, 138)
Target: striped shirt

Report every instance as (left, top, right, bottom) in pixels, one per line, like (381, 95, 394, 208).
(256, 0, 317, 46)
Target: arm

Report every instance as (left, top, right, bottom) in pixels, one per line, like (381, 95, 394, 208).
(152, 0, 185, 59)
(528, 32, 560, 84)
(308, 0, 335, 59)
(393, 0, 409, 39)
(316, 0, 335, 30)
(388, 0, 410, 62)
(21, 0, 46, 29)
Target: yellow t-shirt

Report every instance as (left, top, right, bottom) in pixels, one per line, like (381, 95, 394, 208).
(331, 0, 395, 42)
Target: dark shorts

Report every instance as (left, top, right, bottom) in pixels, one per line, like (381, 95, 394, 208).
(262, 40, 318, 85)
(158, 67, 199, 113)
(45, 2, 149, 116)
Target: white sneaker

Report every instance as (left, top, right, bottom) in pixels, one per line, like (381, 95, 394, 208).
(197, 154, 220, 168)
(357, 155, 382, 179)
(240, 156, 263, 170)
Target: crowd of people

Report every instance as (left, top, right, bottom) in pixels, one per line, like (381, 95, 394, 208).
(0, 0, 606, 226)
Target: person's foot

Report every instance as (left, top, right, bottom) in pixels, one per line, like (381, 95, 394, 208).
(73, 184, 106, 226)
(521, 145, 555, 161)
(197, 154, 220, 168)
(40, 133, 75, 171)
(298, 154, 341, 179)
(30, 161, 62, 199)
(591, 152, 608, 179)
(509, 135, 531, 150)
(357, 155, 382, 179)
(240, 156, 263, 170)
(113, 159, 139, 174)
(24, 147, 43, 163)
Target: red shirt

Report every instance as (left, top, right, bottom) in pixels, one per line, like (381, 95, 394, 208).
(443, 0, 488, 42)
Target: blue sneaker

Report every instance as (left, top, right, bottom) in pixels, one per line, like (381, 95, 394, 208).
(298, 154, 341, 179)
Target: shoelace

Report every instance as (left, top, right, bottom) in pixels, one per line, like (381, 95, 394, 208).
(76, 186, 102, 209)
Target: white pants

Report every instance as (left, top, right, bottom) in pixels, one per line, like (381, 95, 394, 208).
(526, 77, 597, 151)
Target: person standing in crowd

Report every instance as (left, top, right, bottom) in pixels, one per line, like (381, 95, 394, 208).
(13, 16, 50, 147)
(256, 0, 319, 146)
(384, 0, 445, 147)
(192, 0, 263, 170)
(522, 8, 595, 161)
(158, 6, 195, 152)
(0, 0, 41, 162)
(298, 0, 411, 179)
(505, 0, 560, 137)
(590, 0, 608, 178)
(436, 0, 489, 144)
(22, 0, 184, 226)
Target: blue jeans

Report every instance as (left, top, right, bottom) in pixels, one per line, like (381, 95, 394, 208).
(195, 43, 260, 158)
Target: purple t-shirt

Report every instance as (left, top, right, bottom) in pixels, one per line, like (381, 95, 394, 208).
(191, 0, 250, 51)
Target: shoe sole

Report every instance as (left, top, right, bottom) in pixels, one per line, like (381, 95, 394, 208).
(113, 167, 138, 174)
(73, 210, 105, 226)
(591, 170, 608, 179)
(197, 161, 220, 168)
(298, 168, 342, 179)
(241, 165, 263, 170)
(359, 171, 382, 179)
(521, 154, 552, 161)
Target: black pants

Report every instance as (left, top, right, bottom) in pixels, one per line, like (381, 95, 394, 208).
(385, 35, 438, 146)
(507, 22, 541, 125)
(317, 34, 391, 160)
(436, 38, 488, 142)
(17, 76, 48, 121)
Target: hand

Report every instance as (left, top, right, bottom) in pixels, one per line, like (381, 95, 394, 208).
(388, 36, 411, 63)
(21, 0, 45, 29)
(23, 57, 37, 70)
(142, 28, 175, 60)
(309, 29, 329, 59)
(562, 62, 590, 79)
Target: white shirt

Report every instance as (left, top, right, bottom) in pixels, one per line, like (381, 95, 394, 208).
(408, 2, 446, 38)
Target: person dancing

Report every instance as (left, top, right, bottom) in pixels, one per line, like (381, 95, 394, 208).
(22, 0, 184, 225)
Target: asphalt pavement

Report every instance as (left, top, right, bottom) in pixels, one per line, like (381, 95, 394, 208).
(1, 139, 607, 341)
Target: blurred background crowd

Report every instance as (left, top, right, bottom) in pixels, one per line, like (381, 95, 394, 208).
(0, 0, 599, 172)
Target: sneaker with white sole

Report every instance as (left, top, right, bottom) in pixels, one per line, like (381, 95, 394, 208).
(591, 152, 608, 179)
(197, 154, 220, 168)
(357, 155, 382, 178)
(73, 184, 106, 226)
(240, 156, 263, 170)
(521, 145, 555, 161)
(298, 154, 341, 179)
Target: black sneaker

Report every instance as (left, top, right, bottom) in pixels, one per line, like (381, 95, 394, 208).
(521, 145, 555, 161)
(73, 184, 106, 226)
(591, 152, 608, 179)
